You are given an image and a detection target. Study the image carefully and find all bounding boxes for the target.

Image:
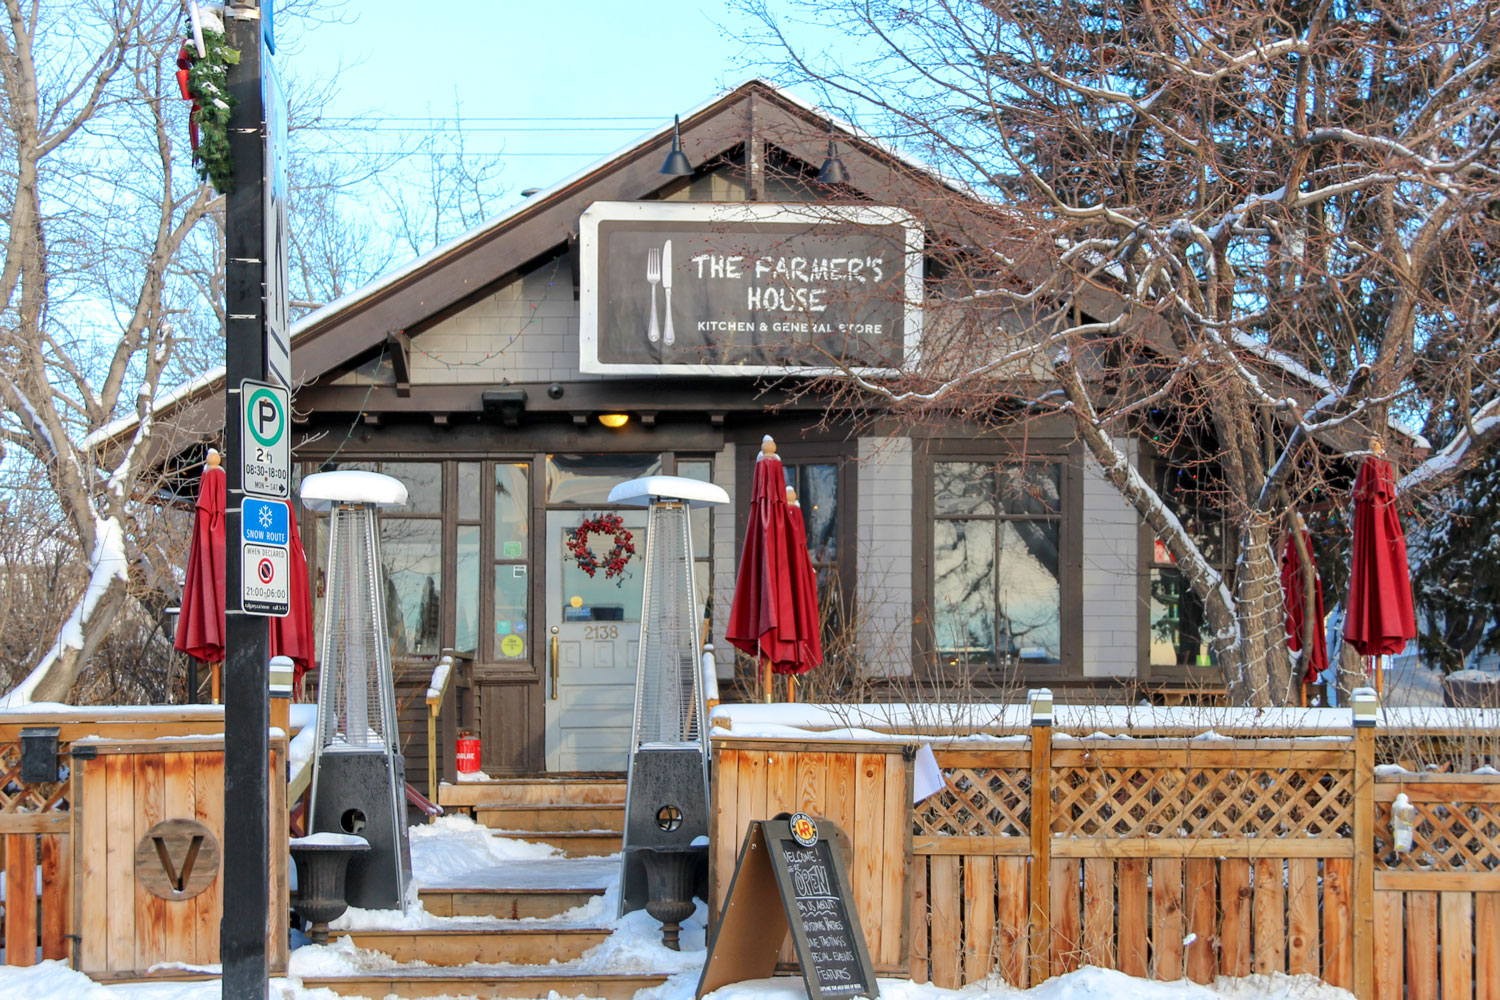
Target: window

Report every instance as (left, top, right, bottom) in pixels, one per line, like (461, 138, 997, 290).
(1147, 461, 1226, 669)
(918, 447, 1080, 678)
(309, 458, 534, 666)
(738, 440, 856, 649)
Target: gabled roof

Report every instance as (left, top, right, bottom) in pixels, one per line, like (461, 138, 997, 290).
(89, 78, 974, 464)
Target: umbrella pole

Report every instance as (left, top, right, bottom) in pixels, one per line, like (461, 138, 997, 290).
(211, 661, 221, 705)
(763, 659, 772, 704)
(787, 675, 797, 703)
(1300, 682, 1308, 708)
(1375, 655, 1384, 698)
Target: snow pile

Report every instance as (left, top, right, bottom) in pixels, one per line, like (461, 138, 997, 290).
(409, 813, 559, 879)
(698, 968, 1353, 999)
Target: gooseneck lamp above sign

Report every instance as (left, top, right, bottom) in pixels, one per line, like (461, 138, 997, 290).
(605, 474, 729, 918)
(817, 138, 850, 185)
(660, 115, 694, 175)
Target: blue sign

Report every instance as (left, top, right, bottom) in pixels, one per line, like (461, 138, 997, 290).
(242, 498, 290, 547)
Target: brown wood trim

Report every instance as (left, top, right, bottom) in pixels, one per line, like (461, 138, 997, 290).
(911, 436, 1086, 681)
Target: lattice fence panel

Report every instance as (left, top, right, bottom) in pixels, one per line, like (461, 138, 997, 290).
(1052, 766, 1353, 838)
(1375, 799, 1500, 871)
(914, 766, 1031, 838)
(0, 740, 68, 813)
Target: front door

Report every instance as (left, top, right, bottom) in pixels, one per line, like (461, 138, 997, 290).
(544, 508, 649, 771)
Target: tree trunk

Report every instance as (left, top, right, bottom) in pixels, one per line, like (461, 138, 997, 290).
(1223, 517, 1296, 706)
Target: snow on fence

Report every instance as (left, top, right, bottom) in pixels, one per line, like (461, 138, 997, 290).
(0, 710, 288, 978)
(710, 719, 1500, 998)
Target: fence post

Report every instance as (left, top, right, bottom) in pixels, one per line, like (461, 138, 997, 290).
(1028, 689, 1053, 986)
(1352, 687, 1377, 999)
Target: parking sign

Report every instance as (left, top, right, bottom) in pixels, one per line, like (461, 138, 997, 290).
(241, 379, 289, 498)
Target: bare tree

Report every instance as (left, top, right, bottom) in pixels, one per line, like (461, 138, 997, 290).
(746, 0, 1500, 704)
(0, 0, 218, 704)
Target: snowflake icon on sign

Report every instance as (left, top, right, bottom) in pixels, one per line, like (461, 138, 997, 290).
(258, 506, 274, 528)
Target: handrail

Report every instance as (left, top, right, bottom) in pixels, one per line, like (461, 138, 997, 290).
(425, 652, 455, 795)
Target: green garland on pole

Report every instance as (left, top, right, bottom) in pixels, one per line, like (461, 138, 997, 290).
(185, 29, 240, 194)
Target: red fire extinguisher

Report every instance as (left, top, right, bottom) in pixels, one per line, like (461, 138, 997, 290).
(456, 731, 481, 773)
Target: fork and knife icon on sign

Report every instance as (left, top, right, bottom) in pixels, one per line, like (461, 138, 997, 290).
(645, 240, 675, 347)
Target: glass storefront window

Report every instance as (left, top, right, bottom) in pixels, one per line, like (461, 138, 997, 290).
(456, 525, 480, 656)
(493, 564, 529, 660)
(384, 461, 441, 513)
(381, 519, 443, 658)
(546, 453, 661, 505)
(458, 463, 481, 521)
(494, 463, 530, 558)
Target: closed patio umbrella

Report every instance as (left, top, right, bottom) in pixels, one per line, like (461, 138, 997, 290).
(175, 449, 226, 702)
(1280, 513, 1328, 696)
(727, 436, 822, 701)
(270, 505, 316, 694)
(1342, 445, 1417, 697)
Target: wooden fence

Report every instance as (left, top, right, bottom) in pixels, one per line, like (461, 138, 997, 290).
(711, 725, 1500, 999)
(0, 712, 288, 977)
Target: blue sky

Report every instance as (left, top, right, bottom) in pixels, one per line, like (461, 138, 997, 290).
(280, 1, 797, 208)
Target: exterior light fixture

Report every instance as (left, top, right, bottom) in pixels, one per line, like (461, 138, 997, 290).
(817, 138, 849, 185)
(1028, 687, 1054, 727)
(660, 115, 693, 176)
(1351, 686, 1378, 728)
(598, 413, 630, 429)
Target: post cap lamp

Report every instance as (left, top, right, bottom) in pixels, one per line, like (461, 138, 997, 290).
(1352, 686, 1379, 728)
(1029, 688, 1054, 727)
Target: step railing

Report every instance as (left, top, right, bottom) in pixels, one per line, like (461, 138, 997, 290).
(426, 649, 471, 792)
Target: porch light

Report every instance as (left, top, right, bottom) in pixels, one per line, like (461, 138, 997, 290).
(1352, 686, 1378, 727)
(660, 115, 693, 176)
(817, 139, 849, 185)
(598, 413, 630, 429)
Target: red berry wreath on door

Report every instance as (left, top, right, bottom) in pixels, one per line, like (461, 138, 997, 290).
(567, 513, 635, 579)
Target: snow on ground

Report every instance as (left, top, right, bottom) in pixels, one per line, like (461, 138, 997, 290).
(0, 817, 1357, 1000)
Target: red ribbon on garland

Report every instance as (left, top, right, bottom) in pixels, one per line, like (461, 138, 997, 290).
(176, 45, 199, 151)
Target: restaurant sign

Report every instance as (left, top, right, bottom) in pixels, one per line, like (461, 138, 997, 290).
(579, 202, 923, 376)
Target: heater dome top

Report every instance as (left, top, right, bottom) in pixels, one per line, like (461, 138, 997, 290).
(299, 470, 409, 511)
(608, 475, 729, 508)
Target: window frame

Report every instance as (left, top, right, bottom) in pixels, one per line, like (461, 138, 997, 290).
(913, 438, 1084, 683)
(734, 435, 858, 648)
(1137, 447, 1230, 685)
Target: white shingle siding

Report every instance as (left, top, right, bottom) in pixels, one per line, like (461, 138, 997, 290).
(857, 437, 914, 677)
(1081, 437, 1140, 677)
(406, 252, 596, 385)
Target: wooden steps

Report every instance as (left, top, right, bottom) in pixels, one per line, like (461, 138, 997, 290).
(437, 774, 626, 809)
(418, 886, 605, 920)
(474, 802, 625, 831)
(306, 775, 646, 1000)
(299, 970, 669, 999)
(340, 926, 609, 965)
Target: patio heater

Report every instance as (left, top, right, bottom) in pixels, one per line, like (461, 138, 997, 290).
(606, 475, 728, 915)
(300, 469, 412, 911)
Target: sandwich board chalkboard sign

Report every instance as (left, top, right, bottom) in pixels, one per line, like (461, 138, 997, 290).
(696, 813, 878, 999)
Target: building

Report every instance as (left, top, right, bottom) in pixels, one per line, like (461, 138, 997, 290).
(128, 80, 1221, 779)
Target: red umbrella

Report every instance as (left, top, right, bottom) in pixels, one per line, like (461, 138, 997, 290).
(270, 505, 316, 694)
(1280, 516, 1328, 686)
(1343, 450, 1417, 695)
(175, 450, 226, 701)
(727, 437, 822, 699)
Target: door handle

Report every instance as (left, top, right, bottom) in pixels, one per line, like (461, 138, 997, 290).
(550, 625, 560, 700)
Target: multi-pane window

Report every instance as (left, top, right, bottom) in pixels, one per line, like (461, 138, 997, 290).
(492, 462, 531, 662)
(1147, 463, 1225, 668)
(931, 460, 1062, 668)
(781, 462, 841, 630)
